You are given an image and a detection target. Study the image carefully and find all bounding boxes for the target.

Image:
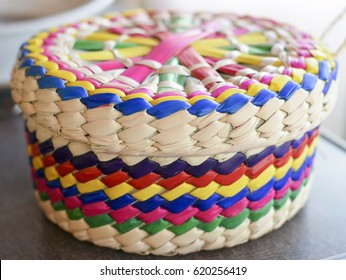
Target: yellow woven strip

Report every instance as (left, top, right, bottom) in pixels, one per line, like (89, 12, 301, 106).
(215, 88, 247, 103)
(89, 88, 126, 97)
(248, 165, 276, 191)
(235, 54, 262, 65)
(305, 58, 319, 74)
(24, 46, 44, 53)
(35, 31, 49, 39)
(27, 146, 32, 156)
(308, 137, 319, 157)
(131, 184, 165, 201)
(27, 38, 43, 46)
(216, 175, 249, 197)
(60, 173, 77, 188)
(76, 179, 106, 194)
(66, 81, 95, 91)
(236, 32, 267, 44)
(78, 47, 151, 61)
(35, 61, 59, 71)
(161, 183, 195, 201)
(26, 53, 48, 62)
(104, 183, 134, 200)
(46, 70, 77, 82)
(275, 157, 293, 180)
(188, 95, 215, 105)
(121, 93, 153, 102)
(193, 38, 230, 48)
(122, 9, 146, 17)
(310, 50, 327, 61)
(190, 182, 220, 200)
(150, 96, 188, 105)
(292, 147, 308, 171)
(268, 75, 292, 92)
(291, 69, 305, 84)
(193, 46, 227, 58)
(86, 32, 119, 41)
(86, 32, 158, 46)
(32, 156, 43, 170)
(246, 83, 268, 97)
(44, 166, 59, 181)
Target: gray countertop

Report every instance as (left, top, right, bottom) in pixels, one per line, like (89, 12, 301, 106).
(1, 89, 346, 260)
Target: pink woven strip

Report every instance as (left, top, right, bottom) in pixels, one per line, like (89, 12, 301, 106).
(248, 189, 275, 211)
(164, 206, 199, 226)
(195, 205, 223, 223)
(109, 205, 140, 223)
(117, 20, 224, 86)
(81, 201, 111, 217)
(221, 197, 249, 218)
(275, 179, 291, 199)
(137, 207, 168, 224)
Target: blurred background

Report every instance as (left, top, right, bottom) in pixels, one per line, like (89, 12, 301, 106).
(1, 0, 345, 140)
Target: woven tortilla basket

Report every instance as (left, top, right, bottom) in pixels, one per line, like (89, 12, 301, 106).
(10, 10, 338, 255)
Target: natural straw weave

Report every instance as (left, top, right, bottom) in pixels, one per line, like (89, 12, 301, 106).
(11, 10, 338, 255)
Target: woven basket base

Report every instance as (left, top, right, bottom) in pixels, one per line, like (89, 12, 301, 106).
(34, 179, 311, 256)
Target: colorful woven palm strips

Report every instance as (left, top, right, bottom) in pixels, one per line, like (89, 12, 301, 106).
(11, 10, 337, 255)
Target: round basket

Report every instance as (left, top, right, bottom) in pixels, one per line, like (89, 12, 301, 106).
(10, 10, 338, 255)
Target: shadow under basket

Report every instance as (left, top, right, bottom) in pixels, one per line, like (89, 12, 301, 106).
(11, 10, 338, 255)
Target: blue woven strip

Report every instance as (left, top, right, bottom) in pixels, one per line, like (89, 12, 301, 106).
(188, 99, 219, 117)
(37, 76, 65, 89)
(79, 191, 108, 204)
(57, 86, 88, 100)
(115, 98, 152, 115)
(81, 93, 122, 108)
(26, 65, 46, 77)
(147, 100, 191, 119)
(216, 93, 252, 114)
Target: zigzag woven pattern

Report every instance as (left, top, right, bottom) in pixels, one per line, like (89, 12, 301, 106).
(10, 10, 338, 255)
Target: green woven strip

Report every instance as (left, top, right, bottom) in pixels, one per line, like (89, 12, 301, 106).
(197, 216, 223, 232)
(290, 187, 302, 201)
(169, 217, 200, 236)
(140, 219, 171, 235)
(73, 40, 138, 51)
(66, 208, 84, 220)
(84, 214, 114, 228)
(112, 218, 143, 234)
(249, 200, 274, 222)
(221, 44, 272, 55)
(52, 201, 66, 211)
(220, 209, 250, 230)
(39, 191, 49, 201)
(274, 190, 291, 210)
(157, 57, 186, 93)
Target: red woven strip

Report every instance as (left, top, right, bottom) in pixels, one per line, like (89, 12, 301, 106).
(274, 147, 293, 167)
(157, 172, 192, 190)
(246, 155, 275, 179)
(42, 154, 56, 167)
(74, 167, 102, 183)
(128, 172, 161, 189)
(101, 170, 130, 188)
(187, 170, 218, 187)
(56, 162, 75, 177)
(214, 164, 247, 185)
